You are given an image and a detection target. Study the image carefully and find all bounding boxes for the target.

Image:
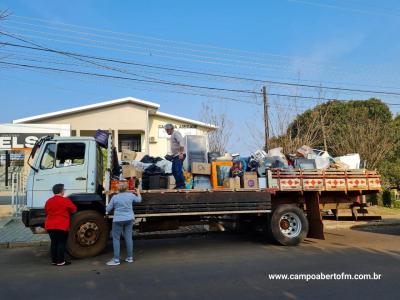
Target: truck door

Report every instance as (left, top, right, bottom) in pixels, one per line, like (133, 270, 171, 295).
(32, 141, 88, 208)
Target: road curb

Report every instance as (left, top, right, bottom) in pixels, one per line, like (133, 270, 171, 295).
(324, 219, 400, 230)
(351, 221, 400, 228)
(0, 240, 50, 249)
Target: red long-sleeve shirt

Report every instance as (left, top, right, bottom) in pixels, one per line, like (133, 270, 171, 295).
(45, 195, 77, 231)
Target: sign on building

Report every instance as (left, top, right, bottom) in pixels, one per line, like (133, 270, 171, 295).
(158, 124, 197, 138)
(0, 124, 70, 150)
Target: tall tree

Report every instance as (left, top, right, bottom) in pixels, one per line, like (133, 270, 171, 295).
(287, 99, 394, 159)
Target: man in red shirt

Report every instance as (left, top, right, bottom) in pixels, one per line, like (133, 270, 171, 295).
(45, 184, 77, 266)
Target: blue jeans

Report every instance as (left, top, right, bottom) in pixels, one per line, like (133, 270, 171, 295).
(112, 220, 133, 261)
(172, 155, 185, 188)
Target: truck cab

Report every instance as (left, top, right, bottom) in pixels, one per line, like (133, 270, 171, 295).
(23, 136, 110, 258)
(26, 136, 104, 209)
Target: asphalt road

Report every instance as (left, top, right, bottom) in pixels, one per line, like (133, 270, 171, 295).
(0, 226, 399, 300)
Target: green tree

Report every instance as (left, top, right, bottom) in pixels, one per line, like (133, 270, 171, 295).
(272, 99, 398, 181)
(379, 114, 400, 188)
(287, 98, 393, 155)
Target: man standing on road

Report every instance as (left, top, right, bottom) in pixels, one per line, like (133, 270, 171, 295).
(164, 124, 186, 189)
(45, 184, 77, 266)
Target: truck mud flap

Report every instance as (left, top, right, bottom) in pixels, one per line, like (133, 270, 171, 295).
(305, 192, 324, 240)
(22, 209, 46, 228)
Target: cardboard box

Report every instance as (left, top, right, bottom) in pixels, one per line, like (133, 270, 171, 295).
(122, 165, 142, 178)
(135, 152, 146, 162)
(243, 172, 258, 189)
(223, 177, 241, 189)
(121, 149, 137, 161)
(192, 162, 211, 175)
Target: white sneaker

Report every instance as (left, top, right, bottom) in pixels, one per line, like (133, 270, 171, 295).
(125, 257, 134, 263)
(106, 259, 120, 266)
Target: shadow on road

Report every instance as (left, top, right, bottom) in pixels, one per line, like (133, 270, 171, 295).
(350, 221, 400, 237)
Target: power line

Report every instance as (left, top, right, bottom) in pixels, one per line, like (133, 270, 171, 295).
(0, 72, 257, 105)
(0, 61, 261, 96)
(0, 31, 188, 87)
(7, 20, 372, 80)
(4, 27, 392, 89)
(2, 41, 400, 98)
(6, 22, 393, 86)
(1, 28, 301, 76)
(6, 42, 396, 93)
(5, 20, 388, 85)
(7, 15, 400, 91)
(2, 60, 400, 107)
(11, 15, 310, 61)
(4, 21, 297, 64)
(0, 30, 260, 102)
(0, 31, 263, 100)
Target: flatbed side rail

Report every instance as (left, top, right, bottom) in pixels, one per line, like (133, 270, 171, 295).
(105, 190, 273, 217)
(270, 169, 381, 192)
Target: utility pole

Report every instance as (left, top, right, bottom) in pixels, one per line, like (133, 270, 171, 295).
(318, 86, 328, 152)
(262, 86, 269, 152)
(320, 113, 328, 152)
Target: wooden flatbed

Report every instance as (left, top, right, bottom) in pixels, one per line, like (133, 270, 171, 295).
(123, 169, 381, 241)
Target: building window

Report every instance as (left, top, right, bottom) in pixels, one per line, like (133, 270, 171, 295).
(118, 134, 141, 152)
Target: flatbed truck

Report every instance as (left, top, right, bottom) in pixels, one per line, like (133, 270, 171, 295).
(21, 135, 381, 258)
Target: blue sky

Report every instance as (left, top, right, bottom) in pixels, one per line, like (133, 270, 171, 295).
(1, 0, 399, 153)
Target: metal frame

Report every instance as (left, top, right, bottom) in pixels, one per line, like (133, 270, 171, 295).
(11, 172, 27, 218)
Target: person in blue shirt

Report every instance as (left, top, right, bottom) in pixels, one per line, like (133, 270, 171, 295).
(106, 182, 142, 266)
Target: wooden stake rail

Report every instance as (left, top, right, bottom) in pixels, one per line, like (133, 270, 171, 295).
(270, 169, 381, 192)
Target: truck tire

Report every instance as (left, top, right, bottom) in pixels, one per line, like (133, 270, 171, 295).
(270, 205, 308, 246)
(67, 210, 109, 258)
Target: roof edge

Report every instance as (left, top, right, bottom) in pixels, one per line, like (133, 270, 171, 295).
(152, 111, 217, 129)
(13, 97, 160, 124)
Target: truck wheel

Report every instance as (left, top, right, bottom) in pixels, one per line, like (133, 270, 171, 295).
(67, 210, 109, 258)
(270, 205, 308, 246)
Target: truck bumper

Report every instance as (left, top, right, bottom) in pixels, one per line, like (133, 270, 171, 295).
(22, 209, 46, 228)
